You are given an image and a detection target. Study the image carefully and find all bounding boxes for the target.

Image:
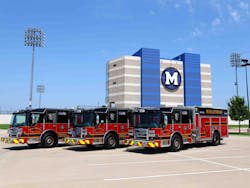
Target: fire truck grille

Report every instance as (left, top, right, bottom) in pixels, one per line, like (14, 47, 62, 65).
(75, 127, 82, 137)
(8, 127, 22, 137)
(135, 129, 147, 140)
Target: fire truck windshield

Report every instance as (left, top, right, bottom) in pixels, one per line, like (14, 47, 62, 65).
(74, 112, 95, 127)
(134, 112, 161, 128)
(11, 113, 27, 127)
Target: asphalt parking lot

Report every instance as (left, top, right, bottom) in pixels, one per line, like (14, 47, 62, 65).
(0, 130, 250, 188)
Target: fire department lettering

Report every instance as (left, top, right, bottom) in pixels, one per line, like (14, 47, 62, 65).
(161, 67, 181, 90)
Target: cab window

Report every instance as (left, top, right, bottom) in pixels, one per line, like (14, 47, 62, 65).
(46, 112, 56, 123)
(118, 111, 128, 123)
(96, 113, 106, 124)
(172, 110, 181, 124)
(57, 111, 69, 123)
(181, 110, 193, 124)
(108, 112, 117, 123)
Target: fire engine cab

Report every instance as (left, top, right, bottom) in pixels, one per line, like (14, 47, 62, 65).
(65, 107, 132, 148)
(125, 106, 228, 151)
(1, 108, 73, 148)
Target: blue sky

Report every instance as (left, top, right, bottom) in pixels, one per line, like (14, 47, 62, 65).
(0, 0, 250, 111)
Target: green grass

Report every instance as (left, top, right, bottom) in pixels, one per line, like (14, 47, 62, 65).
(228, 124, 249, 129)
(229, 132, 250, 136)
(0, 124, 10, 130)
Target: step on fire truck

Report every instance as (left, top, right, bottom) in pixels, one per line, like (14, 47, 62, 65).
(1, 108, 73, 148)
(65, 107, 132, 148)
(125, 107, 228, 151)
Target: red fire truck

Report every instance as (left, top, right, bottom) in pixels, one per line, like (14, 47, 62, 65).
(65, 107, 132, 148)
(1, 108, 73, 148)
(125, 107, 228, 151)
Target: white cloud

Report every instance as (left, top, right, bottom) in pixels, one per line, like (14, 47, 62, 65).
(192, 28, 202, 37)
(185, 0, 191, 5)
(227, 5, 241, 23)
(212, 18, 221, 26)
(210, 0, 223, 17)
(239, 1, 249, 10)
(185, 0, 194, 14)
(157, 0, 171, 8)
(175, 3, 180, 9)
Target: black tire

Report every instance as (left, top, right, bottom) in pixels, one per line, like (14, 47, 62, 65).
(41, 132, 58, 148)
(170, 134, 182, 152)
(28, 143, 39, 148)
(104, 133, 118, 149)
(212, 131, 220, 146)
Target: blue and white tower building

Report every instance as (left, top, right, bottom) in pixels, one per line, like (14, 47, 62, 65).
(106, 48, 212, 108)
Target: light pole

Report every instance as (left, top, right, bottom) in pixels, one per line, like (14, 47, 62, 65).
(24, 28, 45, 109)
(37, 85, 45, 108)
(241, 59, 250, 130)
(230, 53, 241, 96)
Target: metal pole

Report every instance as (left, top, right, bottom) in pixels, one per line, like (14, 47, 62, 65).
(245, 66, 250, 129)
(39, 92, 41, 108)
(235, 65, 239, 96)
(29, 46, 35, 109)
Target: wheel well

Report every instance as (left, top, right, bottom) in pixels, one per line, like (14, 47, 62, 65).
(170, 132, 183, 143)
(104, 131, 119, 141)
(41, 130, 58, 141)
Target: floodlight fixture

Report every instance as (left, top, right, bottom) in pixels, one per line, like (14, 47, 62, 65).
(230, 52, 241, 96)
(37, 85, 45, 108)
(24, 28, 45, 109)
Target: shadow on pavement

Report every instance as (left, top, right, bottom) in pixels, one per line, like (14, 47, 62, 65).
(3, 143, 69, 151)
(126, 143, 226, 155)
(65, 145, 128, 152)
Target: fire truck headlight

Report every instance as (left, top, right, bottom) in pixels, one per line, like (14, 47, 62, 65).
(148, 130, 155, 137)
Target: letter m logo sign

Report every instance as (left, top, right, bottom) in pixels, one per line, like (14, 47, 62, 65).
(161, 67, 181, 90)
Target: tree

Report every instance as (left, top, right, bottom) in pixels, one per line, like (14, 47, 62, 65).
(228, 96, 250, 133)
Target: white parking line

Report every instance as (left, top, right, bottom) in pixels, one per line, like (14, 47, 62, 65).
(104, 169, 240, 181)
(174, 153, 250, 172)
(89, 158, 194, 166)
(89, 155, 249, 166)
(184, 148, 240, 153)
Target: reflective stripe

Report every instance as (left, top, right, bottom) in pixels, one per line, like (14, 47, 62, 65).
(13, 139, 19, 144)
(137, 141, 142, 147)
(148, 142, 155, 148)
(130, 140, 134, 146)
(155, 142, 159, 147)
(85, 140, 90, 144)
(79, 140, 85, 145)
(65, 138, 70, 144)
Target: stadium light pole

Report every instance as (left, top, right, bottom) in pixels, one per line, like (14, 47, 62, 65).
(230, 53, 241, 96)
(24, 28, 45, 109)
(241, 59, 250, 130)
(37, 85, 45, 108)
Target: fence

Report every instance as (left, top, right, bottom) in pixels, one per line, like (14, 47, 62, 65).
(0, 114, 11, 124)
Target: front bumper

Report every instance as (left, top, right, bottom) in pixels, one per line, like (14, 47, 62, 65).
(1, 137, 26, 144)
(64, 137, 95, 145)
(1, 136, 40, 144)
(124, 139, 167, 148)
